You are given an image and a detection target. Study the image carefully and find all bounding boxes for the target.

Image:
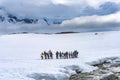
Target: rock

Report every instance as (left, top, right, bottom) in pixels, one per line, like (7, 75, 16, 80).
(28, 73, 57, 80)
(100, 72, 119, 80)
(75, 69, 82, 74)
(28, 73, 69, 80)
(95, 33, 98, 35)
(69, 73, 96, 80)
(70, 57, 120, 80)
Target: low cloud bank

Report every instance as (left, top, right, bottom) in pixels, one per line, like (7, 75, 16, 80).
(0, 12, 120, 34)
(60, 11, 120, 32)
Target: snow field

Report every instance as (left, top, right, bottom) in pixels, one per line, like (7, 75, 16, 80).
(0, 31, 120, 80)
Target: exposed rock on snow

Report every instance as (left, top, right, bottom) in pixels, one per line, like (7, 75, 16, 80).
(70, 57, 120, 80)
(100, 72, 119, 80)
(69, 73, 96, 80)
(28, 73, 69, 80)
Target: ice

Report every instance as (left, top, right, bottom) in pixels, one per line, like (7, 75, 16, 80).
(0, 31, 120, 80)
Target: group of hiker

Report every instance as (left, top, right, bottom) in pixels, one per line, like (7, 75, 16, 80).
(40, 50, 79, 59)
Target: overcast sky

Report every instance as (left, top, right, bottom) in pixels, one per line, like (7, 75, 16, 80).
(0, 0, 120, 33)
(0, 0, 120, 18)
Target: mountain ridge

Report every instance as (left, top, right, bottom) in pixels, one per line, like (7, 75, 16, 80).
(0, 8, 64, 25)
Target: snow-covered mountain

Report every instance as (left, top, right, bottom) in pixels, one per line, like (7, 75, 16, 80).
(0, 8, 64, 25)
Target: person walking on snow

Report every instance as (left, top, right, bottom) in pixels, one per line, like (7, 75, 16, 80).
(44, 51, 47, 59)
(48, 50, 53, 59)
(40, 53, 44, 59)
(56, 51, 59, 59)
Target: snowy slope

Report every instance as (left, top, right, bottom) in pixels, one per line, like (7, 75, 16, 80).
(0, 31, 120, 80)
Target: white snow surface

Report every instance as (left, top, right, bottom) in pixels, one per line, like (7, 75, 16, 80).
(0, 31, 120, 80)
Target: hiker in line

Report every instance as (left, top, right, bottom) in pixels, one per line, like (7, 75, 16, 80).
(70, 52, 73, 58)
(48, 50, 53, 59)
(75, 50, 79, 58)
(59, 52, 62, 59)
(40, 53, 44, 59)
(62, 52, 65, 59)
(73, 50, 79, 58)
(44, 51, 47, 59)
(63, 53, 66, 59)
(41, 50, 79, 59)
(47, 52, 50, 59)
(76, 50, 79, 58)
(68, 51, 72, 59)
(56, 51, 59, 59)
(66, 52, 69, 59)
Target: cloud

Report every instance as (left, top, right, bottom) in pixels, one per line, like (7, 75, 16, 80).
(0, 11, 120, 34)
(80, 0, 120, 8)
(80, 2, 120, 16)
(0, 22, 56, 34)
(52, 0, 120, 8)
(60, 11, 120, 32)
(0, 0, 120, 18)
(0, 0, 81, 18)
(0, 0, 120, 34)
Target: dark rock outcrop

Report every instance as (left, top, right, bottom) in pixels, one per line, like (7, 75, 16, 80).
(100, 73, 119, 80)
(69, 73, 95, 80)
(8, 14, 39, 24)
(69, 57, 120, 80)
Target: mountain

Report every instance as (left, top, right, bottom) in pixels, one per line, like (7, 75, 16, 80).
(0, 8, 64, 25)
